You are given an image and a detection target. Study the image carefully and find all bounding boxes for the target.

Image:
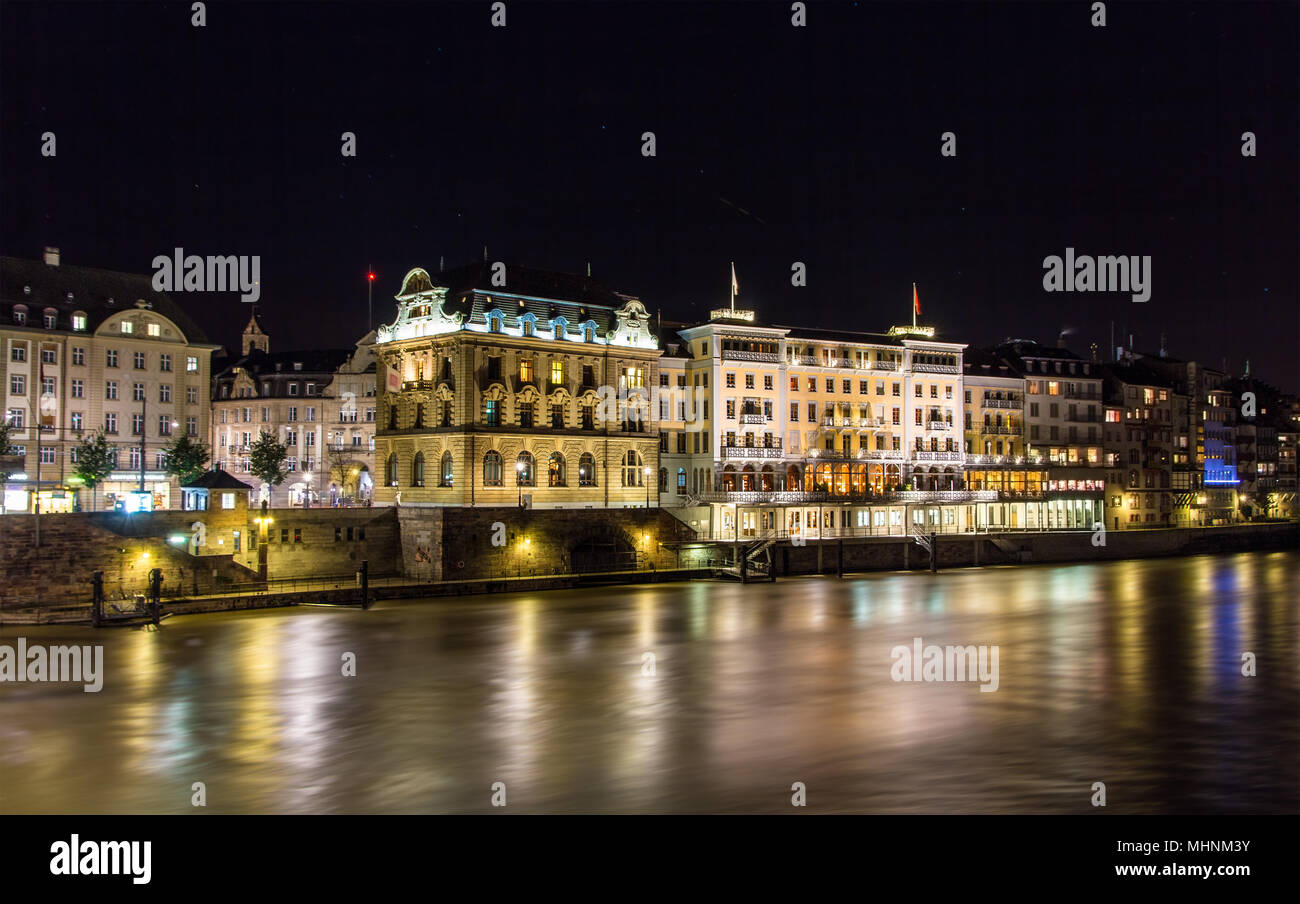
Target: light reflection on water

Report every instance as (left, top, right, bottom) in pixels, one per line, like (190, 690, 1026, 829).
(1, 550, 1296, 814)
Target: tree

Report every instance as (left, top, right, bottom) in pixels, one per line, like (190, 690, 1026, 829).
(247, 430, 288, 494)
(162, 433, 211, 486)
(72, 429, 116, 512)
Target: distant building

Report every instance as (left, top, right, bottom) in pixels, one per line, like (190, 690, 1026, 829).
(1, 249, 219, 512)
(211, 313, 376, 506)
(1101, 359, 1180, 529)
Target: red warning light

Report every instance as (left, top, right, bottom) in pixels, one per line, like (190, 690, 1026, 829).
(367, 272, 375, 281)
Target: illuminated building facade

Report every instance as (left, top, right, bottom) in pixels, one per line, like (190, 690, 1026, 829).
(371, 264, 661, 508)
(1, 250, 218, 512)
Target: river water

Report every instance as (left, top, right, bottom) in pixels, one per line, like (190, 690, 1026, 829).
(1, 550, 1296, 814)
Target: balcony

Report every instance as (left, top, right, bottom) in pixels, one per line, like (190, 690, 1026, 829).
(858, 449, 906, 461)
(858, 417, 886, 429)
(980, 424, 1017, 435)
(965, 454, 1025, 466)
(828, 357, 851, 368)
(925, 420, 953, 431)
(698, 490, 829, 504)
(739, 413, 767, 425)
(982, 398, 1022, 409)
(721, 445, 785, 460)
(722, 349, 780, 364)
(401, 379, 433, 392)
(893, 490, 996, 503)
(913, 363, 959, 374)
(913, 450, 964, 462)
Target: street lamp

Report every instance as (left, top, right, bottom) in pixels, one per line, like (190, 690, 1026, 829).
(516, 460, 525, 508)
(304, 471, 313, 509)
(644, 466, 651, 508)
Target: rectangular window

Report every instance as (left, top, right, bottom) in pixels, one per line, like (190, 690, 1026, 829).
(72, 347, 85, 366)
(9, 375, 24, 395)
(5, 409, 23, 429)
(105, 380, 118, 400)
(159, 384, 172, 403)
(134, 351, 146, 369)
(70, 412, 83, 431)
(10, 345, 25, 363)
(42, 376, 55, 396)
(41, 348, 56, 364)
(105, 412, 117, 433)
(159, 353, 172, 371)
(287, 406, 297, 422)
(186, 356, 199, 372)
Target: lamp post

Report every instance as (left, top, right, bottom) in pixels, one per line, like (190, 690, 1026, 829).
(304, 471, 312, 509)
(516, 460, 525, 508)
(643, 466, 651, 508)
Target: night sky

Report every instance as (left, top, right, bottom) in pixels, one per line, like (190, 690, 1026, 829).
(2, 2, 1296, 389)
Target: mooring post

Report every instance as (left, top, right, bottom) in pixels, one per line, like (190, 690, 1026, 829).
(148, 567, 163, 626)
(91, 570, 104, 628)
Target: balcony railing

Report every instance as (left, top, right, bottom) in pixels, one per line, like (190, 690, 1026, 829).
(721, 445, 785, 460)
(925, 420, 954, 431)
(982, 398, 1022, 409)
(699, 491, 828, 505)
(722, 349, 781, 363)
(870, 360, 900, 372)
(913, 363, 959, 374)
(913, 450, 964, 462)
(401, 379, 433, 391)
(739, 413, 767, 425)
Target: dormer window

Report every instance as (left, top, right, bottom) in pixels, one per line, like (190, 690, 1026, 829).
(12, 305, 27, 325)
(120, 321, 133, 334)
(488, 312, 503, 333)
(71, 312, 87, 331)
(147, 322, 161, 337)
(584, 325, 596, 342)
(43, 309, 57, 329)
(293, 362, 303, 371)
(523, 320, 534, 337)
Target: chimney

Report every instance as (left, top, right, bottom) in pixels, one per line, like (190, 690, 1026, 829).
(43, 246, 60, 266)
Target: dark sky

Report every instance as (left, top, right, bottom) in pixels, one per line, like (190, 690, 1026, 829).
(3, 2, 1296, 389)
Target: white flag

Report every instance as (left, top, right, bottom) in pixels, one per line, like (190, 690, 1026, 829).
(731, 262, 739, 296)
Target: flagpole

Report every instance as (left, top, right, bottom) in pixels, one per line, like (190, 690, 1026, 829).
(730, 261, 736, 312)
(912, 282, 917, 328)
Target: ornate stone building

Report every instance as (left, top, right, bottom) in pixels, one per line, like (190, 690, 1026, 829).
(371, 263, 661, 508)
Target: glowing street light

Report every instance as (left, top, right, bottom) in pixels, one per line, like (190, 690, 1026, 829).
(516, 460, 525, 508)
(644, 465, 651, 508)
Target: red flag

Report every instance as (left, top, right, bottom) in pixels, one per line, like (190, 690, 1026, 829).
(913, 284, 920, 316)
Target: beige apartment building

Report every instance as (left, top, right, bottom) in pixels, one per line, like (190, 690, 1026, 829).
(371, 263, 662, 509)
(211, 314, 377, 506)
(1, 249, 218, 512)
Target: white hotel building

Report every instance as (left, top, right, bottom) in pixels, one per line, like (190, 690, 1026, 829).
(657, 307, 1103, 541)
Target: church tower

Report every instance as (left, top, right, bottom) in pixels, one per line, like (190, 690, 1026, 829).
(241, 310, 269, 355)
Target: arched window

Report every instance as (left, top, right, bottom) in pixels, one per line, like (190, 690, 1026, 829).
(386, 452, 398, 487)
(440, 451, 453, 487)
(483, 450, 503, 487)
(488, 312, 503, 333)
(658, 468, 667, 491)
(676, 467, 686, 492)
(579, 452, 596, 487)
(622, 450, 642, 487)
(516, 451, 535, 487)
(584, 325, 596, 342)
(411, 452, 425, 487)
(548, 452, 566, 487)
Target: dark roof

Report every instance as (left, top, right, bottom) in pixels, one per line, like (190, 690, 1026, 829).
(214, 347, 354, 382)
(181, 468, 254, 490)
(420, 262, 637, 335)
(0, 255, 211, 344)
(963, 347, 1019, 376)
(994, 339, 1086, 362)
(1103, 360, 1178, 390)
